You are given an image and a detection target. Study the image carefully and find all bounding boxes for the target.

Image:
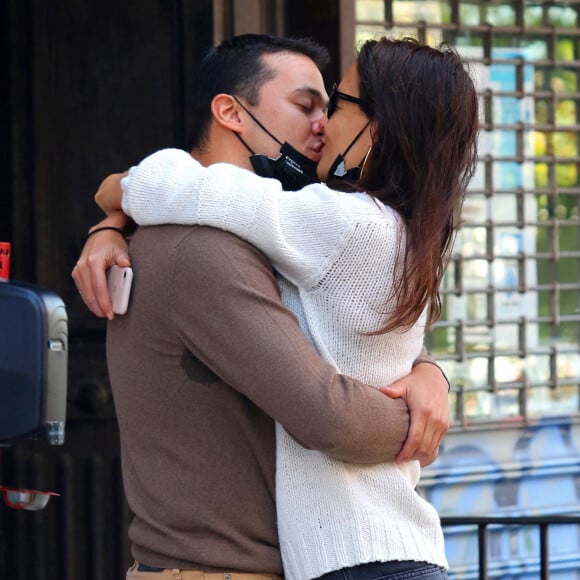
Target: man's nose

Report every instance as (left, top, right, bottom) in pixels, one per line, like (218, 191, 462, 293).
(312, 116, 326, 136)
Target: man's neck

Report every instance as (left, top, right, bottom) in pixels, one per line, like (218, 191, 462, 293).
(189, 148, 212, 167)
(190, 134, 255, 172)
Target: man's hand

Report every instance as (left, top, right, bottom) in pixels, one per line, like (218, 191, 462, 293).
(380, 362, 450, 467)
(72, 211, 131, 319)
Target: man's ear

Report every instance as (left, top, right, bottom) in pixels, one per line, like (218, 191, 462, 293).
(211, 94, 243, 133)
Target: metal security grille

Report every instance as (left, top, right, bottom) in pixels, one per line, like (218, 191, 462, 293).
(355, 0, 580, 427)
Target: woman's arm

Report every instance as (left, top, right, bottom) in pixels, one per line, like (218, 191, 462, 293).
(85, 151, 451, 461)
(94, 172, 127, 215)
(120, 148, 391, 289)
(71, 210, 131, 319)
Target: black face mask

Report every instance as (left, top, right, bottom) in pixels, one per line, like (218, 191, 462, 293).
(327, 121, 370, 185)
(233, 96, 320, 191)
(327, 156, 362, 184)
(249, 143, 319, 191)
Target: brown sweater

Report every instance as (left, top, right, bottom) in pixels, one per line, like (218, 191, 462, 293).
(107, 225, 415, 574)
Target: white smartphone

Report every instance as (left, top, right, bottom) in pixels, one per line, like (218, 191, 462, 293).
(106, 265, 133, 315)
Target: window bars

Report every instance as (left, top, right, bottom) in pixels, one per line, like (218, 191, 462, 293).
(355, 0, 580, 427)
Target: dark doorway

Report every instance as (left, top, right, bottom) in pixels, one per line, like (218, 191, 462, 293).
(1, 1, 212, 578)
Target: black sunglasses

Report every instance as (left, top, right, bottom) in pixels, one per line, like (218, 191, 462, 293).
(326, 83, 366, 119)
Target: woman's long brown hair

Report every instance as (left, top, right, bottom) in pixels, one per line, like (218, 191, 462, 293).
(353, 37, 479, 333)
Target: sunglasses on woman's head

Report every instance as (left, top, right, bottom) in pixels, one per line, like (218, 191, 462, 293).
(326, 83, 366, 119)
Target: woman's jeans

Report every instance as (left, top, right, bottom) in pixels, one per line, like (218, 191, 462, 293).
(316, 561, 448, 580)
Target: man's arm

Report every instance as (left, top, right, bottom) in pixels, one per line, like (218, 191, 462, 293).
(170, 226, 410, 464)
(73, 220, 449, 465)
(78, 169, 451, 462)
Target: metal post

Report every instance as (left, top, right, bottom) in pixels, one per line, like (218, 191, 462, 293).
(478, 523, 488, 579)
(539, 522, 549, 580)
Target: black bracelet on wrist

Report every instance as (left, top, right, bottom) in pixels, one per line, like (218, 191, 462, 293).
(86, 226, 125, 240)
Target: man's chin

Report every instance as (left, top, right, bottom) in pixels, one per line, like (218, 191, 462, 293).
(307, 144, 325, 164)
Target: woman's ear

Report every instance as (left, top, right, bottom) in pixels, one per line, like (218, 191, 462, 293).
(211, 94, 243, 133)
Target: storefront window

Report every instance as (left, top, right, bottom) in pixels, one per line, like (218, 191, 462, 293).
(355, 0, 580, 426)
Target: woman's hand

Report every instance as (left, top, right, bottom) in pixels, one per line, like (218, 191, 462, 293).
(72, 211, 131, 319)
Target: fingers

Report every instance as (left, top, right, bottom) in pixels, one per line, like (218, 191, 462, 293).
(72, 252, 112, 319)
(396, 409, 446, 464)
(72, 230, 131, 319)
(379, 384, 404, 399)
(419, 449, 439, 469)
(115, 252, 132, 268)
(388, 363, 450, 465)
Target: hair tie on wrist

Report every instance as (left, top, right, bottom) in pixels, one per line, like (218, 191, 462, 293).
(86, 226, 125, 239)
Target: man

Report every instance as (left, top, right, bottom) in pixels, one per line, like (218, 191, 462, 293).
(73, 35, 450, 578)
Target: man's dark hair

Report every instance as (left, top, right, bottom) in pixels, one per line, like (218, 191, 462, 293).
(188, 34, 329, 150)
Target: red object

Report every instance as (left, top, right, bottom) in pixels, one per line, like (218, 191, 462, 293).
(0, 242, 10, 281)
(0, 485, 60, 510)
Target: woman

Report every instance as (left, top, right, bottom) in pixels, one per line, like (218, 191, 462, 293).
(96, 37, 478, 580)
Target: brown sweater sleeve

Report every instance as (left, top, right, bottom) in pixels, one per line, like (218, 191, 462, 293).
(414, 345, 450, 389)
(170, 227, 410, 464)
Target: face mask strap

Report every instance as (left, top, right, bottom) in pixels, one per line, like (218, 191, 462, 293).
(342, 121, 370, 159)
(329, 121, 371, 180)
(231, 96, 320, 190)
(233, 95, 283, 147)
(233, 132, 256, 155)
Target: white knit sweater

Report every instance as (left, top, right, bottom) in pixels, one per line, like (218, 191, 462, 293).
(121, 149, 448, 579)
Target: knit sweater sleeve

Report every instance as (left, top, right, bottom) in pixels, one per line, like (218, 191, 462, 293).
(121, 148, 371, 289)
